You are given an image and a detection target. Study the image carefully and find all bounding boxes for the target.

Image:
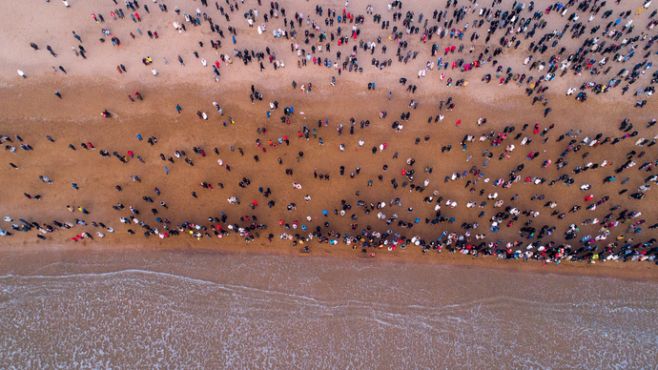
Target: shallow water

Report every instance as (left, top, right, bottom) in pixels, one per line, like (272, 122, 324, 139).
(0, 249, 656, 369)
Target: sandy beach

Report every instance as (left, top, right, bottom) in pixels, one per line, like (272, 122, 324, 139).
(0, 0, 657, 277)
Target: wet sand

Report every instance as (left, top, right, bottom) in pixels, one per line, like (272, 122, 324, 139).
(1, 79, 656, 279)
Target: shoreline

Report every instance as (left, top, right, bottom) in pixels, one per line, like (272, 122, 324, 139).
(3, 238, 657, 282)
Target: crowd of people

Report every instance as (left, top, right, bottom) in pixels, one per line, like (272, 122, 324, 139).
(2, 0, 656, 265)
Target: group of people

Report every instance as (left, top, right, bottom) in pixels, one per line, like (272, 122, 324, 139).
(3, 0, 656, 265)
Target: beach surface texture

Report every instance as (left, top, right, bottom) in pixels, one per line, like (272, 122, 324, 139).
(1, 0, 657, 367)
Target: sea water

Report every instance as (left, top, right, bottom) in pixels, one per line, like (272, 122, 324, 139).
(0, 249, 656, 369)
